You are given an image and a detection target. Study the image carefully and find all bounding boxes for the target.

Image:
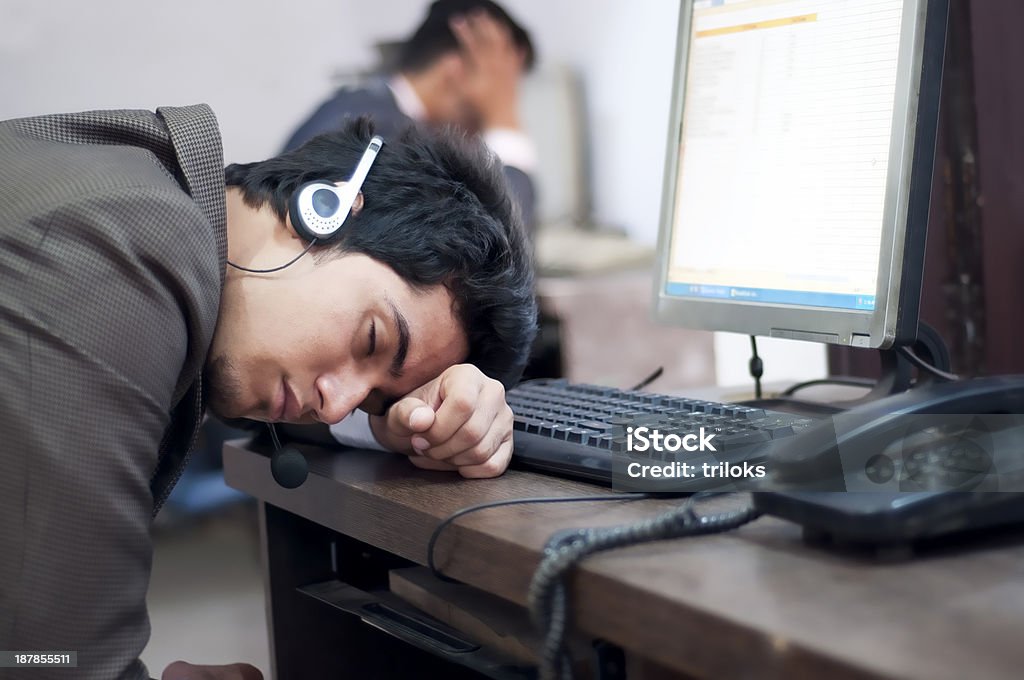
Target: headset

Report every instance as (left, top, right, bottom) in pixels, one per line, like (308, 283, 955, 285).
(288, 135, 384, 243)
(228, 135, 385, 274)
(266, 423, 308, 489)
(227, 135, 385, 487)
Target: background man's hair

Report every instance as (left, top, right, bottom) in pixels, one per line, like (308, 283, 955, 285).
(224, 117, 537, 388)
(397, 0, 536, 74)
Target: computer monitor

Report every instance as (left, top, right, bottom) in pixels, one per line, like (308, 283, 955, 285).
(654, 0, 948, 350)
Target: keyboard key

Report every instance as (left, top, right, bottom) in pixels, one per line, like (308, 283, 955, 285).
(577, 420, 616, 432)
(767, 425, 796, 439)
(716, 431, 772, 448)
(551, 424, 573, 440)
(566, 428, 590, 444)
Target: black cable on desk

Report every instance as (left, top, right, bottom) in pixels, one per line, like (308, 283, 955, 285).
(781, 376, 876, 396)
(427, 493, 653, 583)
(629, 366, 664, 391)
(528, 492, 762, 680)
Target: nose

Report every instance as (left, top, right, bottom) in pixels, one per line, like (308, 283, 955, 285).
(314, 372, 372, 425)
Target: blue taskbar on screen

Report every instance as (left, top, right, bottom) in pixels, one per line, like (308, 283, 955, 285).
(665, 283, 876, 311)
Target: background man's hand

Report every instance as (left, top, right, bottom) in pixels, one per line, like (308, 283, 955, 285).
(369, 364, 514, 478)
(450, 10, 525, 130)
(161, 661, 263, 680)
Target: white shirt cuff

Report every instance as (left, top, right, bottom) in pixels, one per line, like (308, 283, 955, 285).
(482, 128, 538, 172)
(329, 411, 387, 451)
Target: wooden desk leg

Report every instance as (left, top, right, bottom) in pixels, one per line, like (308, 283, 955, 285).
(260, 501, 347, 679)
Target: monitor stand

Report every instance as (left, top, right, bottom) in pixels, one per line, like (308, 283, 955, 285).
(837, 321, 953, 406)
(743, 322, 952, 416)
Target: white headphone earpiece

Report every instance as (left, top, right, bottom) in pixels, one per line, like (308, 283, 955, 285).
(287, 135, 384, 243)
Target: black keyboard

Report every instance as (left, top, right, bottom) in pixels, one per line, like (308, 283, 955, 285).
(508, 379, 818, 486)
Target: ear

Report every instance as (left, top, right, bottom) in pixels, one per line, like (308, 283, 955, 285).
(436, 51, 467, 88)
(283, 212, 302, 240)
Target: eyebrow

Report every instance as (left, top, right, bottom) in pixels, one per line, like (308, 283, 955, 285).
(385, 294, 410, 379)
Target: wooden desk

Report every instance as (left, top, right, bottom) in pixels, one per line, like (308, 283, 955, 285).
(224, 442, 1024, 680)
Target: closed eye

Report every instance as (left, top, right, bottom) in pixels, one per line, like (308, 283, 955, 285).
(367, 319, 377, 357)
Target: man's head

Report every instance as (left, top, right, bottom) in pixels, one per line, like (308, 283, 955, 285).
(210, 117, 536, 424)
(397, 0, 535, 127)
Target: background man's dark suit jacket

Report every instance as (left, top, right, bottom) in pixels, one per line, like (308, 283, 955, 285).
(283, 78, 538, 235)
(0, 105, 226, 680)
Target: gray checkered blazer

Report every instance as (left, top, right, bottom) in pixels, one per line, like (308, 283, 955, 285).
(0, 105, 227, 679)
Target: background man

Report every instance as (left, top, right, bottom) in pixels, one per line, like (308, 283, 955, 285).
(283, 0, 539, 233)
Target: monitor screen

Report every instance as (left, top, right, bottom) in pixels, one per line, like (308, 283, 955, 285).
(654, 0, 947, 349)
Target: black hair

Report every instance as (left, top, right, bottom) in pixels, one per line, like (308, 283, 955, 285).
(397, 0, 536, 74)
(224, 117, 537, 388)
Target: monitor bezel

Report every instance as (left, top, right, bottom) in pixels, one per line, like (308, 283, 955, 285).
(653, 0, 948, 349)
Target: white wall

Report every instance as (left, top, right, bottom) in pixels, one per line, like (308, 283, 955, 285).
(0, 0, 364, 164)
